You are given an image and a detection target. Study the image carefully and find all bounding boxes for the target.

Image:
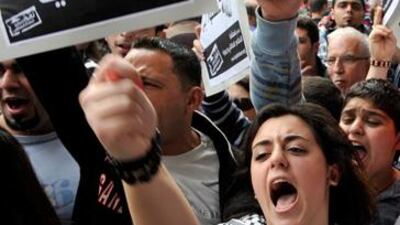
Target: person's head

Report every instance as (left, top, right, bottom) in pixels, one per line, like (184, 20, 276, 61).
(296, 17, 320, 69)
(0, 60, 53, 135)
(302, 76, 344, 121)
(163, 18, 201, 39)
(0, 128, 59, 225)
(76, 40, 104, 63)
(227, 77, 256, 121)
(105, 27, 157, 57)
(340, 79, 400, 192)
(164, 18, 201, 49)
(331, 0, 365, 28)
(168, 33, 198, 50)
(326, 27, 370, 94)
(240, 103, 373, 225)
(125, 38, 202, 144)
(309, 0, 328, 14)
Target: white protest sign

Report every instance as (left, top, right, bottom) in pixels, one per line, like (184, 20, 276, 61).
(0, 0, 218, 60)
(200, 0, 252, 96)
(383, 0, 400, 48)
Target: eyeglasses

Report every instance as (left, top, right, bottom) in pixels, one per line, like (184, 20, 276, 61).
(324, 55, 369, 66)
(233, 97, 254, 111)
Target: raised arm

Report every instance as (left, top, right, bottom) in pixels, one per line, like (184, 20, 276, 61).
(202, 91, 251, 147)
(193, 30, 251, 147)
(366, 7, 397, 80)
(250, 0, 302, 111)
(79, 55, 200, 225)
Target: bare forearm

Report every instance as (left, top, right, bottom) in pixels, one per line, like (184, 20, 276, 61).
(367, 65, 390, 80)
(123, 165, 200, 225)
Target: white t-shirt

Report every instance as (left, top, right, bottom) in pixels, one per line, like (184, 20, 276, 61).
(163, 130, 220, 225)
(15, 132, 80, 225)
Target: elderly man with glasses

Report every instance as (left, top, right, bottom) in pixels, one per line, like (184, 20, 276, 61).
(325, 26, 370, 94)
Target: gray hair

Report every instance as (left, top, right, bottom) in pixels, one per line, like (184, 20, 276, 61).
(328, 27, 370, 57)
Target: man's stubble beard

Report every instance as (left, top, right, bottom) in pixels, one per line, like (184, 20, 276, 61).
(4, 111, 41, 132)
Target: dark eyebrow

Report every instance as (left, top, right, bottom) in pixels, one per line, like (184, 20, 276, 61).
(11, 62, 22, 71)
(341, 107, 356, 115)
(141, 76, 164, 87)
(252, 139, 272, 150)
(362, 109, 388, 119)
(298, 37, 307, 42)
(284, 135, 310, 144)
(252, 134, 309, 150)
(337, 1, 362, 4)
(342, 107, 389, 120)
(0, 62, 20, 70)
(342, 54, 357, 57)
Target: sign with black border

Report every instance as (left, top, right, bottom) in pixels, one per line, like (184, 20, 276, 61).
(383, 0, 400, 48)
(200, 0, 252, 96)
(0, 0, 217, 60)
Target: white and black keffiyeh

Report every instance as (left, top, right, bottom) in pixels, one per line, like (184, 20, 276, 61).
(219, 213, 265, 225)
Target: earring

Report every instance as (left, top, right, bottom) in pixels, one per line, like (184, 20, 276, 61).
(329, 179, 339, 186)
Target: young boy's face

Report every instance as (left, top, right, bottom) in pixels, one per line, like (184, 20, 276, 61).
(339, 97, 400, 191)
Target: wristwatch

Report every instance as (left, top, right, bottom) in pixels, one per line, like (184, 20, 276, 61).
(110, 130, 162, 185)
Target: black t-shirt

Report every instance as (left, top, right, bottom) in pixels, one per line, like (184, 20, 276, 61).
(17, 48, 133, 225)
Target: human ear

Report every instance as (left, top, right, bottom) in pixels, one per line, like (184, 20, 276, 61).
(394, 132, 400, 150)
(330, 9, 335, 22)
(328, 164, 341, 186)
(186, 86, 203, 112)
(312, 42, 320, 55)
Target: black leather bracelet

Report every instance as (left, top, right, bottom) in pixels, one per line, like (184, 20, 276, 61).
(110, 130, 162, 185)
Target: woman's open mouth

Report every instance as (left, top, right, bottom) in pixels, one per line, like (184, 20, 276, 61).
(270, 179, 298, 213)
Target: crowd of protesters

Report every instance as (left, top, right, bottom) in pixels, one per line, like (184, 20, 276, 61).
(1, 0, 399, 225)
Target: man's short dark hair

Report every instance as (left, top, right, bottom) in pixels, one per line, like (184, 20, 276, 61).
(310, 0, 327, 13)
(344, 79, 400, 132)
(297, 17, 320, 44)
(132, 37, 201, 90)
(332, 0, 366, 10)
(303, 76, 343, 121)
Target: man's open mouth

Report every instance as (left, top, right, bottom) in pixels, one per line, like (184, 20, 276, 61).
(4, 97, 28, 110)
(117, 43, 131, 50)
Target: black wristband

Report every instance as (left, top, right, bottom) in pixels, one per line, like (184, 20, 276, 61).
(110, 130, 162, 185)
(370, 59, 392, 68)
